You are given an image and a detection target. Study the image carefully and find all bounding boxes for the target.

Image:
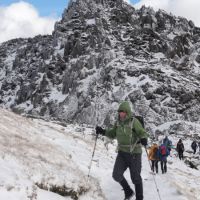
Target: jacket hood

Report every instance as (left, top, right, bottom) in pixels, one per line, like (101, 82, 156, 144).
(118, 101, 132, 119)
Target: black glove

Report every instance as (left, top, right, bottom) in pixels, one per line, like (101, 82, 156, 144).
(95, 126, 105, 135)
(140, 138, 148, 146)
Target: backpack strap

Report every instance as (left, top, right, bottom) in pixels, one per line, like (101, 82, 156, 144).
(117, 117, 139, 153)
(130, 117, 140, 153)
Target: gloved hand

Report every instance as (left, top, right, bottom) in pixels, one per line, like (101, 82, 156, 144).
(95, 126, 105, 135)
(140, 138, 148, 147)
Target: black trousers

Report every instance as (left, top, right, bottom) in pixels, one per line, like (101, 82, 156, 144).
(151, 160, 158, 173)
(160, 160, 167, 173)
(112, 151, 143, 200)
(192, 148, 197, 154)
(178, 151, 184, 160)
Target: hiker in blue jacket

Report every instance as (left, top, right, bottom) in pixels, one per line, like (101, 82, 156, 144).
(163, 136, 172, 153)
(158, 143, 170, 174)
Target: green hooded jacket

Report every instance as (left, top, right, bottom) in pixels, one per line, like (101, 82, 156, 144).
(105, 101, 148, 154)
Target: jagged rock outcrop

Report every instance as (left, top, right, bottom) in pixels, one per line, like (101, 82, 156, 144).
(0, 0, 200, 136)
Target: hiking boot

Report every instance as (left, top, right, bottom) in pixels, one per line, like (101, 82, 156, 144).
(124, 189, 134, 200)
(120, 178, 134, 200)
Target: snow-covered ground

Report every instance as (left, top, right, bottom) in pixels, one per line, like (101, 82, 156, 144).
(0, 108, 199, 200)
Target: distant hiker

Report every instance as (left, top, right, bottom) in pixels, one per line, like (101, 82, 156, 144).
(176, 139, 184, 160)
(198, 141, 200, 154)
(191, 140, 197, 154)
(96, 101, 149, 200)
(148, 143, 159, 173)
(158, 143, 170, 174)
(163, 135, 172, 153)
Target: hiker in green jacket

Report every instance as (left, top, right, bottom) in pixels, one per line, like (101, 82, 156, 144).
(96, 101, 148, 200)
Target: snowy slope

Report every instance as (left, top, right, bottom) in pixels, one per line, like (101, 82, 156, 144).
(0, 0, 200, 136)
(0, 108, 199, 200)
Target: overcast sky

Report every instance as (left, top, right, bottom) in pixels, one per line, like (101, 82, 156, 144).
(0, 0, 200, 43)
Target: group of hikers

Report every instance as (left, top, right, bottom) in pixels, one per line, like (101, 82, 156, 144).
(148, 136, 171, 174)
(170, 138, 200, 160)
(148, 137, 200, 174)
(175, 139, 200, 157)
(95, 101, 199, 200)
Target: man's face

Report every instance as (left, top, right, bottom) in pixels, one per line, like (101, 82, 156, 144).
(119, 111, 127, 121)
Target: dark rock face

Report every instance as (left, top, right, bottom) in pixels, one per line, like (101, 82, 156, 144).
(0, 0, 200, 135)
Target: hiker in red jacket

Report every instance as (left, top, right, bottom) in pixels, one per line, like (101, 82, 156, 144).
(158, 143, 170, 174)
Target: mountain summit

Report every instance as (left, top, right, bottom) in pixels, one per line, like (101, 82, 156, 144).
(0, 0, 200, 135)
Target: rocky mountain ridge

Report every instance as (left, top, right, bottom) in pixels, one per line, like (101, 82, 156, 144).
(0, 0, 200, 137)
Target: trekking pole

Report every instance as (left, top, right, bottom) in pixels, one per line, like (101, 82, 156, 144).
(87, 134, 98, 177)
(144, 147, 162, 200)
(87, 80, 100, 178)
(135, 103, 161, 200)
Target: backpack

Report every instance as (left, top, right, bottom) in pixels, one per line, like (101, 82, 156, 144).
(191, 141, 197, 149)
(134, 115, 144, 128)
(160, 145, 167, 156)
(180, 143, 184, 151)
(128, 115, 145, 152)
(130, 115, 144, 133)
